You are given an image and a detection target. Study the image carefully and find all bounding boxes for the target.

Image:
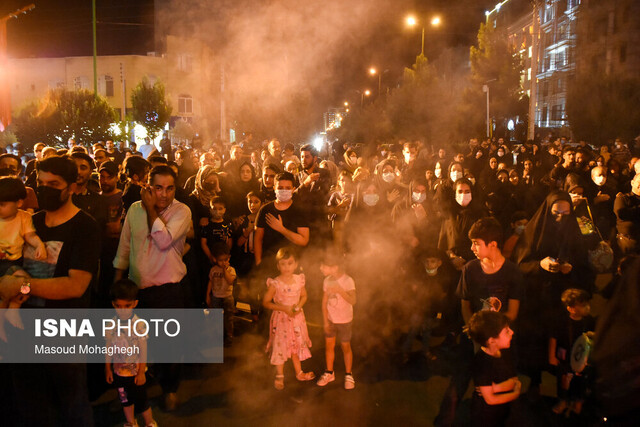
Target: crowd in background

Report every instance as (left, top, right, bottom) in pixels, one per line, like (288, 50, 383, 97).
(1, 132, 639, 426)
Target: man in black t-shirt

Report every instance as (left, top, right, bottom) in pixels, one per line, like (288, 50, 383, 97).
(254, 172, 309, 267)
(0, 156, 100, 426)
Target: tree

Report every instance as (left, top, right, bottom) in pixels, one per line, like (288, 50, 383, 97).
(130, 78, 172, 139)
(567, 74, 640, 145)
(468, 22, 526, 137)
(13, 89, 116, 148)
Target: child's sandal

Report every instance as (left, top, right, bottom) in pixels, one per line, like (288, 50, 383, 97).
(274, 374, 284, 390)
(296, 371, 315, 381)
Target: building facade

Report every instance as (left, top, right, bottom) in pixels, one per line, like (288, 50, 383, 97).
(7, 35, 219, 144)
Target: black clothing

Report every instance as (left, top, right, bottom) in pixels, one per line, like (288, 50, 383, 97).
(457, 259, 524, 315)
(471, 348, 517, 427)
(122, 182, 143, 213)
(30, 210, 100, 308)
(255, 201, 308, 258)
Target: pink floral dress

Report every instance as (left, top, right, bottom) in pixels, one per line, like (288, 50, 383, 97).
(265, 274, 312, 365)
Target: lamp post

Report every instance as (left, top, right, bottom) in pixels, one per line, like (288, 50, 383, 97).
(361, 89, 371, 107)
(406, 15, 441, 56)
(369, 67, 389, 97)
(482, 85, 490, 138)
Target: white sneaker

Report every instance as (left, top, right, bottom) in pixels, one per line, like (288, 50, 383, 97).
(316, 371, 335, 386)
(344, 374, 355, 390)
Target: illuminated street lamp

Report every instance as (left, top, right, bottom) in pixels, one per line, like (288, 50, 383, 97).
(369, 67, 389, 97)
(361, 89, 371, 107)
(405, 14, 441, 56)
(344, 101, 349, 107)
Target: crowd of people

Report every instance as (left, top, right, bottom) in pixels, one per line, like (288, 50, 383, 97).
(0, 133, 639, 426)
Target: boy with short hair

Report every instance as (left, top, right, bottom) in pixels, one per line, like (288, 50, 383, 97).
(317, 250, 357, 389)
(468, 310, 521, 426)
(458, 217, 524, 326)
(105, 279, 157, 427)
(548, 288, 595, 415)
(206, 243, 237, 346)
(201, 196, 232, 265)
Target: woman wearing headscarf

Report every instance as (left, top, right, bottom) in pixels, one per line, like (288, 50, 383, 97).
(374, 158, 407, 210)
(340, 148, 359, 174)
(438, 178, 486, 270)
(188, 165, 221, 230)
(513, 190, 594, 395)
(223, 161, 260, 219)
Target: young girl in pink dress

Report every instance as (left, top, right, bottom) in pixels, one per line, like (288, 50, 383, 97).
(263, 247, 314, 390)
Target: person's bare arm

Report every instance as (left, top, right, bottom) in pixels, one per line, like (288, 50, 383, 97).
(0, 269, 92, 301)
(461, 300, 473, 326)
(478, 379, 521, 405)
(265, 213, 309, 247)
(254, 227, 264, 265)
(505, 299, 520, 322)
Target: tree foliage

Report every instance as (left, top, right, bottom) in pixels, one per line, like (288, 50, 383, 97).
(130, 78, 172, 139)
(13, 89, 116, 148)
(567, 74, 640, 144)
(469, 22, 527, 135)
(336, 51, 470, 145)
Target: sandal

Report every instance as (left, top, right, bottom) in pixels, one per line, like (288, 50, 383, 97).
(296, 371, 315, 381)
(274, 374, 284, 390)
(552, 400, 568, 415)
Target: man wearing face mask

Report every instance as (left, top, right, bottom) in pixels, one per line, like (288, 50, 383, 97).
(588, 166, 616, 240)
(254, 172, 310, 269)
(0, 156, 100, 425)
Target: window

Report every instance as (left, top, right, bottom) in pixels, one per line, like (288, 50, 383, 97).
(178, 94, 193, 114)
(48, 79, 65, 89)
(177, 54, 193, 72)
(99, 75, 114, 97)
(620, 43, 627, 63)
(551, 104, 563, 121)
(73, 76, 89, 90)
(541, 106, 548, 124)
(543, 81, 549, 97)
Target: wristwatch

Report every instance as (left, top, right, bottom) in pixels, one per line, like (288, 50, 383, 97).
(20, 279, 31, 295)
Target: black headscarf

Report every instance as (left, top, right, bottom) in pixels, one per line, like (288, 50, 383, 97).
(514, 190, 588, 274)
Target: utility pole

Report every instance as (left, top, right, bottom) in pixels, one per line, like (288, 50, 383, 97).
(528, 1, 540, 141)
(220, 64, 227, 143)
(92, 0, 98, 97)
(0, 4, 35, 129)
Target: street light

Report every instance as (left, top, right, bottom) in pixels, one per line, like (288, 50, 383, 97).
(361, 89, 371, 107)
(368, 67, 389, 97)
(405, 14, 441, 56)
(344, 101, 349, 107)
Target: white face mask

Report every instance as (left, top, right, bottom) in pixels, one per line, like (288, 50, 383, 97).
(450, 171, 462, 182)
(363, 193, 379, 206)
(412, 192, 426, 204)
(515, 224, 526, 235)
(593, 176, 606, 186)
(349, 156, 358, 164)
(382, 172, 395, 183)
(381, 151, 387, 158)
(275, 189, 293, 202)
(213, 160, 222, 169)
(434, 168, 442, 179)
(455, 192, 472, 207)
(425, 267, 438, 276)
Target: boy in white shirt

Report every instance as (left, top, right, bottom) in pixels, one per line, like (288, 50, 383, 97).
(317, 250, 357, 390)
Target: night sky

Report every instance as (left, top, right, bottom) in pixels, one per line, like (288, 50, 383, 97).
(4, 0, 497, 130)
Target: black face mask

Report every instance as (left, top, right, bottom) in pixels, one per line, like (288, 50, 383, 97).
(36, 186, 67, 211)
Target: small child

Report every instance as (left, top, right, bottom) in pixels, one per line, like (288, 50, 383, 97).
(201, 196, 232, 265)
(0, 177, 47, 340)
(0, 177, 47, 273)
(105, 279, 157, 427)
(206, 243, 237, 347)
(548, 288, 595, 416)
(502, 211, 528, 260)
(468, 310, 521, 427)
(316, 250, 356, 390)
(263, 247, 314, 390)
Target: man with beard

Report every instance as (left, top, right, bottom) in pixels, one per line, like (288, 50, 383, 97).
(0, 155, 100, 425)
(70, 152, 106, 228)
(296, 144, 331, 244)
(97, 161, 123, 306)
(549, 146, 576, 189)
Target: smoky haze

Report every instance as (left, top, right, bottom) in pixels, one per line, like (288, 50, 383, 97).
(157, 0, 415, 141)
